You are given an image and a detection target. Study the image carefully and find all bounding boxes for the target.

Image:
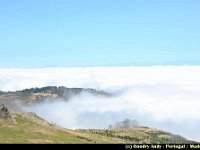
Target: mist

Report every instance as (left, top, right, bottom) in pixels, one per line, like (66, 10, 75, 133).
(1, 66, 200, 141)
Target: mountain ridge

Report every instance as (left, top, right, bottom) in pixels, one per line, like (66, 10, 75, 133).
(0, 86, 111, 107)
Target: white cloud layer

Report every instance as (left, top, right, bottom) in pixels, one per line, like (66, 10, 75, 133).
(1, 66, 200, 91)
(1, 66, 200, 141)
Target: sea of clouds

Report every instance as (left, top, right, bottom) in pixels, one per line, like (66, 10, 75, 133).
(0, 66, 200, 141)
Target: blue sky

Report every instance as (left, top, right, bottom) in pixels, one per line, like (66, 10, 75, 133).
(0, 0, 200, 67)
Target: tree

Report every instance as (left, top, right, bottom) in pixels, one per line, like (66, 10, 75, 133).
(108, 119, 139, 129)
(123, 119, 131, 128)
(109, 125, 112, 130)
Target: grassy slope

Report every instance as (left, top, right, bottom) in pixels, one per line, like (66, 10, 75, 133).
(0, 112, 196, 144)
(0, 112, 124, 144)
(0, 113, 88, 144)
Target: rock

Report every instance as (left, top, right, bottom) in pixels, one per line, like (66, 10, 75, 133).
(0, 104, 12, 120)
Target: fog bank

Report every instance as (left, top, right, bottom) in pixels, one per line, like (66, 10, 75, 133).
(1, 66, 200, 141)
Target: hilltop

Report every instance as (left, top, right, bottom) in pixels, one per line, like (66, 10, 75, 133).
(0, 86, 111, 107)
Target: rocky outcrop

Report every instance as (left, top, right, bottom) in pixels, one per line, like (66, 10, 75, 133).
(0, 104, 12, 120)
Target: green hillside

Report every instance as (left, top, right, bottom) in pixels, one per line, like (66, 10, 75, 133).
(0, 111, 196, 144)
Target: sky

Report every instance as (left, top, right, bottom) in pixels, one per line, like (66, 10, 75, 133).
(0, 0, 200, 67)
(1, 0, 200, 141)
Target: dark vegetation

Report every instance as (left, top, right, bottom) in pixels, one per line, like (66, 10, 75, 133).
(19, 86, 110, 97)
